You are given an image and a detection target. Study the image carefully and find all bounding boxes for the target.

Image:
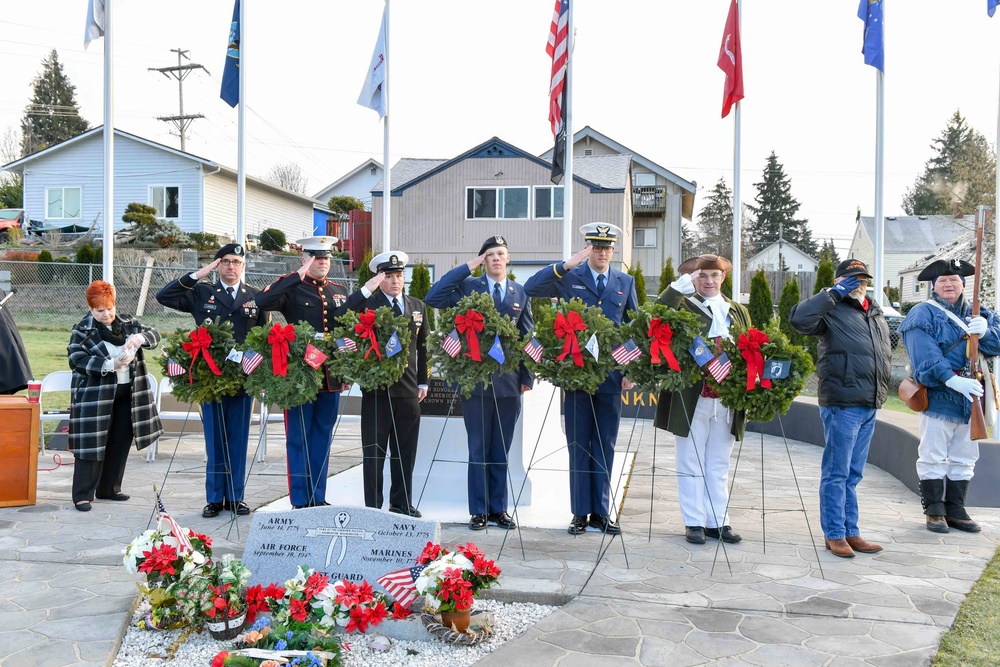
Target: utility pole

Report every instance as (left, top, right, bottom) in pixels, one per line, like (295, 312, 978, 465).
(148, 48, 207, 152)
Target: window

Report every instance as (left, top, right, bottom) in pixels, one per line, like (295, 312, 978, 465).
(466, 187, 528, 219)
(914, 278, 924, 294)
(45, 186, 81, 219)
(797, 263, 803, 270)
(534, 186, 564, 219)
(634, 228, 657, 248)
(149, 185, 180, 219)
(634, 173, 656, 187)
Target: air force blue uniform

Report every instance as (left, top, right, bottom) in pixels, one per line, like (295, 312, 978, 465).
(155, 272, 267, 508)
(425, 265, 534, 516)
(523, 260, 637, 519)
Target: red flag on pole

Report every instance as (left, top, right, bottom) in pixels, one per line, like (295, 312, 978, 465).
(718, 0, 743, 118)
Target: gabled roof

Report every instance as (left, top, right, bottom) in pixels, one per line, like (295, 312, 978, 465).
(373, 137, 620, 195)
(747, 239, 819, 265)
(898, 229, 979, 275)
(312, 158, 382, 200)
(858, 215, 973, 254)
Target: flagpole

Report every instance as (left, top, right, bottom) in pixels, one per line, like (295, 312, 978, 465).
(236, 0, 246, 247)
(874, 67, 885, 305)
(102, 0, 114, 285)
(382, 0, 391, 253)
(995, 52, 999, 314)
(731, 0, 742, 301)
(562, 0, 574, 260)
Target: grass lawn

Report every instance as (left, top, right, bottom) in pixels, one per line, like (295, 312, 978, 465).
(933, 545, 1000, 665)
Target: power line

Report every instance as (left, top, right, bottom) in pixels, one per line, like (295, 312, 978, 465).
(148, 48, 207, 152)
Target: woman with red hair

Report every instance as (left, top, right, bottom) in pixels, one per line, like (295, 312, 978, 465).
(67, 281, 163, 511)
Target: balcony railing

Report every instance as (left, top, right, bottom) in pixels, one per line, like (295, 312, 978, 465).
(632, 186, 666, 215)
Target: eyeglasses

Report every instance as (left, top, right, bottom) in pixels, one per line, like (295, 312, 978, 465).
(219, 259, 244, 267)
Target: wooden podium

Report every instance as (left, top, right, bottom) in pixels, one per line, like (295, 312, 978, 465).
(0, 396, 39, 507)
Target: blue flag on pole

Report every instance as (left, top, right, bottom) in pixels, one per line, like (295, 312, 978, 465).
(857, 0, 884, 72)
(488, 334, 505, 365)
(990, 0, 999, 17)
(220, 0, 240, 107)
(687, 336, 714, 367)
(385, 331, 402, 358)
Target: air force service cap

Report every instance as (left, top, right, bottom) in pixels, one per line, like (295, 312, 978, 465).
(478, 235, 508, 257)
(214, 243, 245, 261)
(580, 223, 621, 247)
(296, 236, 338, 258)
(370, 250, 409, 274)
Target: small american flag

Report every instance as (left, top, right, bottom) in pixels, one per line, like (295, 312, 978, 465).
(611, 339, 642, 365)
(707, 352, 732, 383)
(336, 337, 357, 352)
(241, 349, 264, 375)
(156, 493, 193, 554)
(166, 358, 185, 377)
(441, 329, 462, 358)
(376, 564, 426, 609)
(523, 337, 544, 363)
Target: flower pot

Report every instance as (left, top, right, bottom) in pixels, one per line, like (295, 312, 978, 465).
(205, 611, 247, 640)
(440, 609, 472, 634)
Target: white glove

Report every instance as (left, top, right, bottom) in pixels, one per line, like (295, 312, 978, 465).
(945, 375, 984, 402)
(125, 333, 146, 351)
(966, 316, 989, 338)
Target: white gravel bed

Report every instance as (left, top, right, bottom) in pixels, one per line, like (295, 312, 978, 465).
(113, 598, 555, 667)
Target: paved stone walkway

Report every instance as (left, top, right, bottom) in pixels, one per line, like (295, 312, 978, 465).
(1, 414, 997, 666)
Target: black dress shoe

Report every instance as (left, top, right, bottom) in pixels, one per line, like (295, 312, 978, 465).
(685, 526, 706, 544)
(389, 505, 423, 518)
(589, 514, 621, 535)
(568, 515, 589, 535)
(488, 512, 517, 530)
(704, 525, 742, 543)
(95, 492, 130, 501)
(75, 501, 92, 512)
(469, 514, 487, 531)
(224, 500, 251, 516)
(202, 502, 224, 518)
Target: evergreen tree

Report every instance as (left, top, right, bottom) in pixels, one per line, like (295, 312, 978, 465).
(695, 178, 734, 259)
(327, 195, 366, 217)
(778, 278, 803, 347)
(746, 152, 818, 258)
(814, 259, 834, 295)
(681, 221, 696, 258)
(20, 50, 90, 156)
(357, 247, 375, 285)
(818, 239, 840, 265)
(722, 273, 733, 299)
(902, 110, 996, 216)
(748, 269, 773, 326)
(658, 257, 676, 295)
(628, 261, 647, 306)
(408, 262, 434, 329)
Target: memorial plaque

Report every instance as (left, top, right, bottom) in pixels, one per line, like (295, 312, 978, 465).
(242, 506, 439, 590)
(557, 388, 658, 420)
(419, 377, 463, 416)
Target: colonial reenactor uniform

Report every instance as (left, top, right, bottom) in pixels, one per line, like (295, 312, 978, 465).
(900, 258, 1000, 534)
(254, 236, 351, 508)
(425, 235, 534, 530)
(156, 243, 268, 517)
(654, 254, 751, 545)
(344, 251, 429, 517)
(523, 223, 638, 535)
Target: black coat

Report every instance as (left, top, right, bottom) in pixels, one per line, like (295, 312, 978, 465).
(345, 289, 429, 398)
(0, 290, 31, 394)
(155, 274, 268, 344)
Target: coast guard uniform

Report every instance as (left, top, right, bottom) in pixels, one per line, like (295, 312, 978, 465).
(523, 223, 638, 535)
(425, 235, 534, 530)
(155, 243, 267, 517)
(254, 236, 351, 508)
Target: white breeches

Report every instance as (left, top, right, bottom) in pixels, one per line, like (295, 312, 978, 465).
(917, 414, 979, 481)
(675, 396, 735, 528)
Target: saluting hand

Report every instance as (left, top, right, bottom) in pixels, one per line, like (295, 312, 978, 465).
(364, 272, 386, 293)
(467, 253, 487, 272)
(297, 255, 315, 279)
(563, 247, 591, 271)
(195, 258, 221, 280)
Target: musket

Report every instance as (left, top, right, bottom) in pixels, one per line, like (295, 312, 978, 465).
(968, 207, 989, 441)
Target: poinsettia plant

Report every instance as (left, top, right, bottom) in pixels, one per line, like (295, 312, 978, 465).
(263, 565, 394, 634)
(415, 542, 501, 613)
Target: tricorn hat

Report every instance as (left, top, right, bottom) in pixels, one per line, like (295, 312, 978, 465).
(677, 254, 733, 275)
(916, 258, 975, 283)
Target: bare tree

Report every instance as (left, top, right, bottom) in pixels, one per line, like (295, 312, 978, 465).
(265, 162, 309, 194)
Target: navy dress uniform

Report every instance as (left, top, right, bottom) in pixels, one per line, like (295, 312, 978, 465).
(425, 235, 534, 530)
(155, 243, 267, 517)
(254, 236, 351, 508)
(523, 223, 638, 535)
(344, 251, 429, 516)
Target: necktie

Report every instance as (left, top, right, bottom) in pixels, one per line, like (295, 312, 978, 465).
(226, 286, 235, 300)
(392, 298, 402, 317)
(597, 274, 606, 293)
(493, 283, 503, 310)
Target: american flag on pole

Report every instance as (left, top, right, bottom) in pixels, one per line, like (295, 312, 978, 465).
(156, 492, 193, 554)
(241, 349, 264, 375)
(166, 358, 186, 377)
(523, 337, 544, 363)
(546, 0, 569, 183)
(611, 339, 642, 365)
(707, 352, 732, 383)
(336, 337, 358, 353)
(441, 329, 462, 358)
(376, 564, 426, 609)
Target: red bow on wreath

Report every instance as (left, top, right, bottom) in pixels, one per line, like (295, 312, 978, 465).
(455, 310, 484, 362)
(647, 318, 681, 371)
(354, 309, 382, 360)
(737, 329, 772, 391)
(267, 323, 296, 377)
(553, 311, 587, 367)
(181, 327, 222, 384)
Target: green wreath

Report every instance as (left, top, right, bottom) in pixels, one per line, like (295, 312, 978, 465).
(326, 306, 413, 390)
(524, 298, 619, 394)
(243, 322, 323, 410)
(708, 323, 815, 423)
(429, 292, 524, 398)
(157, 318, 244, 404)
(617, 304, 704, 394)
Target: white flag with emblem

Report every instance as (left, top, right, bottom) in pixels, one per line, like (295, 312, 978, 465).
(584, 333, 599, 361)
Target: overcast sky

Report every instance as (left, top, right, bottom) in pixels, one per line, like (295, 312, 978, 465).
(2, 1, 998, 257)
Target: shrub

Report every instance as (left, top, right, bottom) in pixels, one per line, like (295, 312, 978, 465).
(75, 243, 95, 265)
(748, 269, 773, 327)
(259, 228, 286, 252)
(629, 261, 647, 306)
(188, 232, 220, 252)
(2, 249, 40, 262)
(778, 278, 803, 347)
(357, 247, 374, 285)
(38, 250, 54, 284)
(658, 257, 676, 295)
(814, 260, 834, 295)
(408, 262, 435, 329)
(722, 273, 733, 299)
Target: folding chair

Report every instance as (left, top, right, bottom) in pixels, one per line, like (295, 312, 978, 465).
(38, 371, 73, 452)
(147, 375, 200, 462)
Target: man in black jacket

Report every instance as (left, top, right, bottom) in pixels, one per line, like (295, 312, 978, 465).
(789, 259, 891, 559)
(344, 251, 429, 517)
